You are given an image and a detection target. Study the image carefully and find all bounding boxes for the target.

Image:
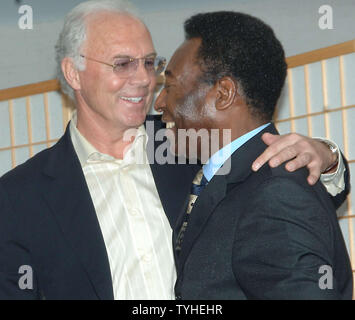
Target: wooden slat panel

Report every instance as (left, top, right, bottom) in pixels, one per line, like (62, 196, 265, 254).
(286, 69, 296, 132)
(0, 75, 164, 102)
(0, 80, 60, 102)
(0, 139, 58, 152)
(8, 100, 16, 168)
(43, 93, 51, 148)
(339, 214, 355, 220)
(304, 65, 312, 136)
(0, 40, 353, 102)
(338, 54, 355, 280)
(25, 97, 34, 157)
(61, 94, 74, 130)
(275, 104, 355, 123)
(321, 60, 331, 139)
(287, 40, 355, 68)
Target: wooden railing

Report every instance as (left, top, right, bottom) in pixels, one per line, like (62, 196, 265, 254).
(0, 75, 165, 102)
(286, 39, 355, 68)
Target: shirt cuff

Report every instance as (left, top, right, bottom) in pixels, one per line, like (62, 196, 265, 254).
(317, 138, 346, 196)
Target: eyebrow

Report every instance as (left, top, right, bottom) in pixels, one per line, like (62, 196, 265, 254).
(112, 52, 157, 59)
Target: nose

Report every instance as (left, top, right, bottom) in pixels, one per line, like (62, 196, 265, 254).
(154, 88, 166, 113)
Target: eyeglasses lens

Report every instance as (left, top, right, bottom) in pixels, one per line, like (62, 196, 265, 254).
(113, 57, 166, 77)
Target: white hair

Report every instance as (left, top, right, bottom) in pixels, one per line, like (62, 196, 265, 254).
(55, 0, 139, 100)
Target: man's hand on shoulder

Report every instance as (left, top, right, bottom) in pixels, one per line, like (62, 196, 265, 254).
(252, 132, 339, 185)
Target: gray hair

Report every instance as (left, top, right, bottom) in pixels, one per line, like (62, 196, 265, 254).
(55, 0, 138, 100)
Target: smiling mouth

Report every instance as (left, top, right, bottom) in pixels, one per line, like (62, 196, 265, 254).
(120, 96, 144, 103)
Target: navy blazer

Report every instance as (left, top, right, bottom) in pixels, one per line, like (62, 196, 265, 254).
(174, 124, 352, 300)
(0, 115, 198, 299)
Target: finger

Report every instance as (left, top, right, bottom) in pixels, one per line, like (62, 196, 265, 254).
(268, 145, 298, 168)
(286, 156, 321, 185)
(252, 133, 303, 171)
(252, 148, 273, 171)
(253, 135, 291, 171)
(261, 132, 281, 146)
(284, 152, 312, 172)
(307, 174, 318, 185)
(307, 161, 322, 180)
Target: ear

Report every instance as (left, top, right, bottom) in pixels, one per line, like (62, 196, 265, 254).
(215, 76, 240, 111)
(61, 57, 81, 91)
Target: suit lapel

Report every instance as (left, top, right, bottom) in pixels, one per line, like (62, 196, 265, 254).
(175, 123, 279, 272)
(40, 125, 114, 300)
(176, 174, 227, 273)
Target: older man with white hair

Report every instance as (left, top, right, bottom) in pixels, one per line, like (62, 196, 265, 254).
(0, 0, 349, 300)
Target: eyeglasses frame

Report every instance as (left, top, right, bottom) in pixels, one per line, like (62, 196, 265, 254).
(79, 54, 166, 76)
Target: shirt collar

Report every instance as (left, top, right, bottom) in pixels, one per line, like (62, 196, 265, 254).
(203, 123, 271, 181)
(69, 111, 148, 167)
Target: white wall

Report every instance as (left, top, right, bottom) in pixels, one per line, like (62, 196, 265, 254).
(0, 0, 354, 90)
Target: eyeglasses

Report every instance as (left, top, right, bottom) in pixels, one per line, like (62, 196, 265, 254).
(79, 54, 166, 78)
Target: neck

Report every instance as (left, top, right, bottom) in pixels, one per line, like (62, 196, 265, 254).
(212, 116, 267, 154)
(75, 107, 136, 160)
(229, 119, 267, 145)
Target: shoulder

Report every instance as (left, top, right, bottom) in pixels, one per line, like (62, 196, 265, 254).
(0, 137, 64, 190)
(249, 164, 328, 211)
(257, 162, 310, 188)
(235, 162, 336, 232)
(234, 164, 338, 251)
(233, 162, 317, 204)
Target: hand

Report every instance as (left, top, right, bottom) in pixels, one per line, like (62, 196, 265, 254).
(252, 133, 338, 185)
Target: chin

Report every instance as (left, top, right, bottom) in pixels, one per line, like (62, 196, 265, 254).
(124, 115, 146, 128)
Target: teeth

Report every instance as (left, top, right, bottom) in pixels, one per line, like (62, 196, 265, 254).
(166, 122, 175, 129)
(121, 96, 143, 103)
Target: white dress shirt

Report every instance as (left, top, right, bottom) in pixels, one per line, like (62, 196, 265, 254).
(69, 113, 175, 300)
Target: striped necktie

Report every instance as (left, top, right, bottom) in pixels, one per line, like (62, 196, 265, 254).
(175, 168, 208, 253)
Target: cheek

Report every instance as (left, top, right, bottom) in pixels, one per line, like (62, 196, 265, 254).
(107, 77, 127, 93)
(175, 92, 203, 124)
(81, 70, 126, 104)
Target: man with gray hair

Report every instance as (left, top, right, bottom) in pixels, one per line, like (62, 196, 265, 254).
(0, 0, 349, 299)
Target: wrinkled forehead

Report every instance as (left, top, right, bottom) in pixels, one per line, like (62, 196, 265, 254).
(83, 11, 154, 54)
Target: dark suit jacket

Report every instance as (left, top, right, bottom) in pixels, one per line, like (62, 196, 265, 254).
(174, 124, 352, 300)
(0, 115, 199, 299)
